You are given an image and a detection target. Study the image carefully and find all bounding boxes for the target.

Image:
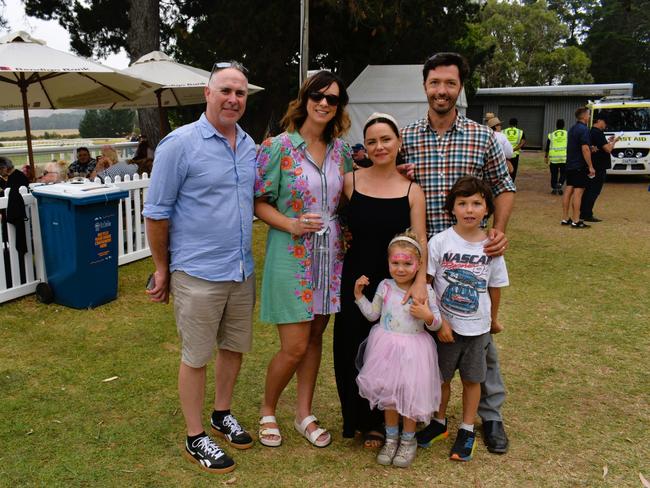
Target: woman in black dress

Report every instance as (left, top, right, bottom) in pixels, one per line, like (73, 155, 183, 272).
(333, 113, 428, 447)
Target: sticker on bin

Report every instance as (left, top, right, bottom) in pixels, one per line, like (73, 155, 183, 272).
(93, 215, 114, 263)
(32, 180, 126, 198)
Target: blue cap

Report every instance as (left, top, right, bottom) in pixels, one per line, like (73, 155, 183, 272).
(352, 143, 365, 152)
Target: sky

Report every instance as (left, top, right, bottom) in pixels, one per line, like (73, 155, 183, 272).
(1, 0, 131, 119)
(2, 0, 130, 69)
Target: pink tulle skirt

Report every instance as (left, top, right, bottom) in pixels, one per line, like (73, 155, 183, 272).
(356, 325, 442, 423)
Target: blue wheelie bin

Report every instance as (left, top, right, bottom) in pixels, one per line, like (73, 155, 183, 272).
(32, 180, 129, 309)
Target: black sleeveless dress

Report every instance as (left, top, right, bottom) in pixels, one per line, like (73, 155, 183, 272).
(333, 177, 411, 437)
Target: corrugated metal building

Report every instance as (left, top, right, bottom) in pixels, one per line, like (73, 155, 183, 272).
(467, 83, 634, 148)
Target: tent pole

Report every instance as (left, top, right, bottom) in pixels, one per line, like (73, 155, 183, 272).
(299, 0, 309, 87)
(156, 89, 167, 137)
(19, 76, 35, 181)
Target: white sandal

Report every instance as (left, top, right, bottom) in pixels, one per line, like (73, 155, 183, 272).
(293, 415, 331, 448)
(258, 415, 282, 447)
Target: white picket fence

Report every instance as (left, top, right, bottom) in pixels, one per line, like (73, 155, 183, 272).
(0, 141, 139, 167)
(0, 173, 151, 304)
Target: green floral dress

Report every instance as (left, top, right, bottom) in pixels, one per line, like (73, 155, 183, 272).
(255, 131, 353, 324)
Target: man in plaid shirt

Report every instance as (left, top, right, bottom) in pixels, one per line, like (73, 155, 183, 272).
(400, 52, 515, 456)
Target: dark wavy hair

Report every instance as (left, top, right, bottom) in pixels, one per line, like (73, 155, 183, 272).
(422, 52, 470, 84)
(281, 70, 350, 143)
(444, 176, 495, 218)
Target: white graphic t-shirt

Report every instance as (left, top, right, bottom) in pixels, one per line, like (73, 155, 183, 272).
(427, 227, 509, 336)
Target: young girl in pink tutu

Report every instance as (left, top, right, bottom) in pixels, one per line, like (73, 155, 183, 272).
(354, 230, 442, 468)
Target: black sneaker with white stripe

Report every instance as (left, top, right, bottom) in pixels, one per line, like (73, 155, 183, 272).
(184, 435, 235, 474)
(211, 414, 254, 449)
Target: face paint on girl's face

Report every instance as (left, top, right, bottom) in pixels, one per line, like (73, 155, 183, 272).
(391, 252, 415, 263)
(388, 248, 420, 287)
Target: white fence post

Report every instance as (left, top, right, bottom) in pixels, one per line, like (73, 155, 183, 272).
(113, 173, 151, 266)
(0, 187, 46, 304)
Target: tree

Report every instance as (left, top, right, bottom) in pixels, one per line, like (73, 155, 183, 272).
(26, 1, 485, 141)
(547, 0, 599, 46)
(78, 109, 135, 137)
(24, 0, 164, 144)
(584, 0, 650, 97)
(470, 0, 593, 87)
(169, 0, 484, 138)
(0, 0, 8, 30)
(127, 0, 165, 145)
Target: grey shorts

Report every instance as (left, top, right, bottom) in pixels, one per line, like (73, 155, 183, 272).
(170, 271, 255, 368)
(436, 332, 490, 383)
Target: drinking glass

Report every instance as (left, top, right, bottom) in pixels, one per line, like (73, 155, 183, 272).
(304, 204, 328, 235)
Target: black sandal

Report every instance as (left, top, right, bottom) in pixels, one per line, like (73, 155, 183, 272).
(363, 430, 385, 449)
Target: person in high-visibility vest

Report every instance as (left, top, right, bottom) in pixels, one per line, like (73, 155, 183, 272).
(504, 118, 526, 181)
(544, 119, 567, 195)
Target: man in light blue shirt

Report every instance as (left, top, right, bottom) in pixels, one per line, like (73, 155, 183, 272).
(143, 62, 256, 474)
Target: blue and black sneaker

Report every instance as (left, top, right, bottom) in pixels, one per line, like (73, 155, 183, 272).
(416, 418, 448, 448)
(449, 428, 476, 462)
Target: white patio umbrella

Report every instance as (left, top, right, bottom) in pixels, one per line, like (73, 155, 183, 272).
(0, 31, 159, 176)
(103, 51, 264, 135)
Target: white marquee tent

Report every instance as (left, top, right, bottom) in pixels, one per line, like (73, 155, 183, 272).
(346, 64, 467, 144)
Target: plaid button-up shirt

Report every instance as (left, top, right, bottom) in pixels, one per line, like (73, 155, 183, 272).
(66, 158, 96, 177)
(401, 113, 516, 238)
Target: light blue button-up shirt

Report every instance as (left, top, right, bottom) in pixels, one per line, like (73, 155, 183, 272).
(143, 113, 256, 282)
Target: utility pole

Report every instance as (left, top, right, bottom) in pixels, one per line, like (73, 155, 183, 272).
(299, 0, 309, 87)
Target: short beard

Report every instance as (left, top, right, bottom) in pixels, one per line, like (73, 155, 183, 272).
(429, 96, 457, 116)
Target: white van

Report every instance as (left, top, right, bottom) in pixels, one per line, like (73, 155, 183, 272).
(587, 98, 650, 175)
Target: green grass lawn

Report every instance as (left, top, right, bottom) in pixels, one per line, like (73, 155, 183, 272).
(1, 158, 649, 487)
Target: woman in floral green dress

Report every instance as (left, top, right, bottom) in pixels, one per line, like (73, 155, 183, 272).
(254, 71, 353, 448)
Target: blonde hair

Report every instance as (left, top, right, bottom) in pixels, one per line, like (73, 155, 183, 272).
(101, 146, 118, 165)
(57, 160, 68, 176)
(388, 228, 422, 260)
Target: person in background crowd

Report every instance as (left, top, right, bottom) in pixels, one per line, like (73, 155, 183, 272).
(1, 156, 31, 287)
(40, 161, 62, 184)
(487, 117, 514, 173)
(399, 52, 515, 455)
(504, 118, 526, 181)
(580, 114, 620, 222)
(138, 134, 155, 159)
(91, 145, 137, 182)
(21, 164, 35, 182)
(544, 119, 568, 195)
(351, 142, 372, 168)
(41, 160, 67, 183)
(67, 147, 97, 178)
(129, 139, 154, 175)
(0, 157, 30, 193)
(561, 107, 595, 229)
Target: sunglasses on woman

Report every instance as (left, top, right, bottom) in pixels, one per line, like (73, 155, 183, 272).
(308, 91, 340, 106)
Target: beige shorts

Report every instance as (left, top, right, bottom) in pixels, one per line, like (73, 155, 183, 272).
(171, 271, 255, 367)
